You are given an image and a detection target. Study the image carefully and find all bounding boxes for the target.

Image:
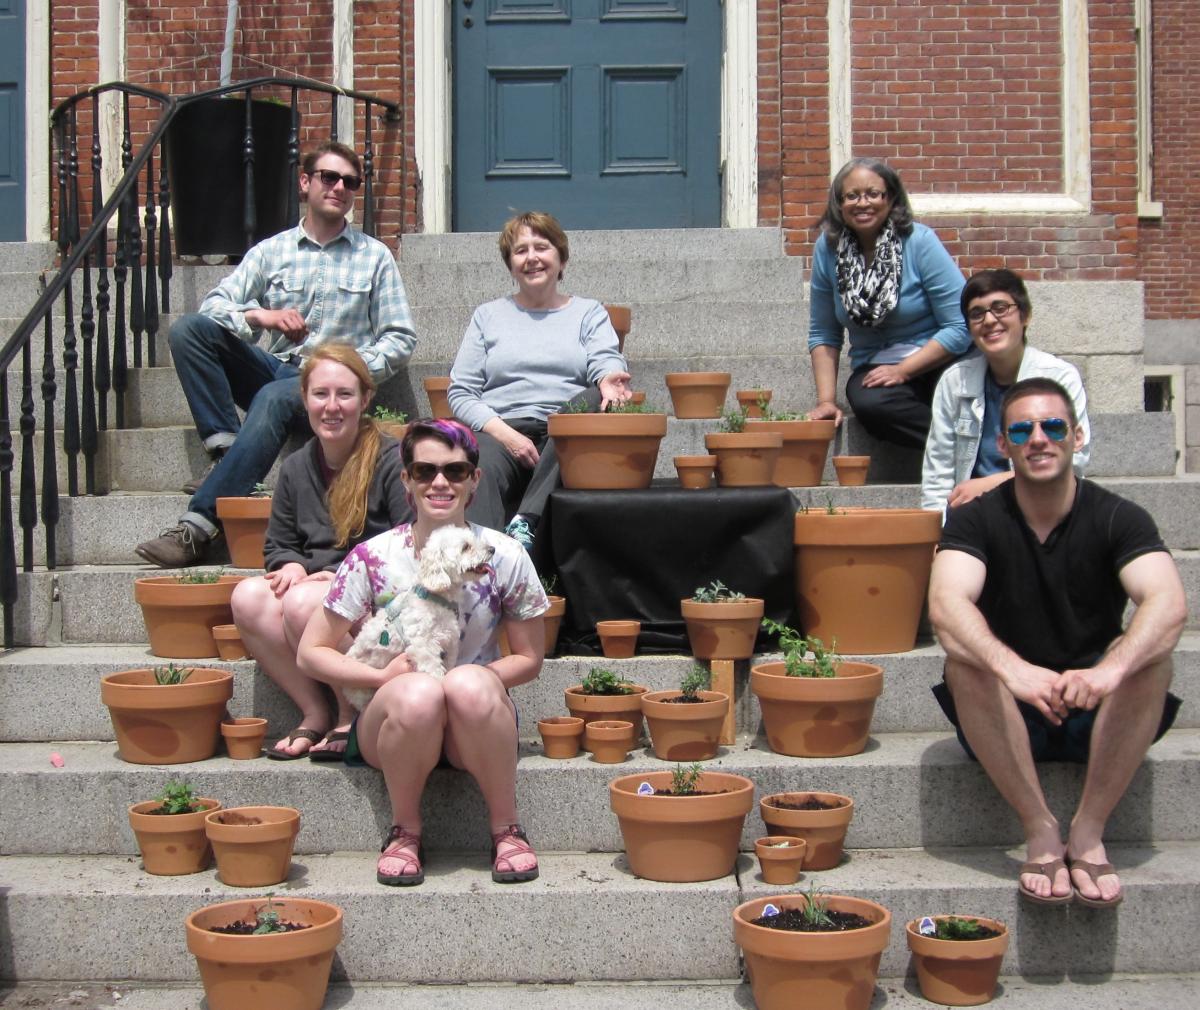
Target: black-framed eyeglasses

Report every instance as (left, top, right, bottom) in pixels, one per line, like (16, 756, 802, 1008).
(407, 461, 475, 483)
(1005, 417, 1070, 445)
(307, 168, 362, 191)
(966, 300, 1019, 324)
(841, 188, 888, 204)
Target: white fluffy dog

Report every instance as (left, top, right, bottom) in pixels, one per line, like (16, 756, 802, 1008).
(343, 525, 495, 711)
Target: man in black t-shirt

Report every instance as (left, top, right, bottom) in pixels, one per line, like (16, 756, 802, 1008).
(928, 377, 1186, 910)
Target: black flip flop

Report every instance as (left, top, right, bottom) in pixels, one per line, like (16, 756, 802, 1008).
(309, 729, 351, 763)
(266, 727, 323, 761)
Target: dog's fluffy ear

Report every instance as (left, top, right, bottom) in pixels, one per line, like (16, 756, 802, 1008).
(422, 559, 454, 593)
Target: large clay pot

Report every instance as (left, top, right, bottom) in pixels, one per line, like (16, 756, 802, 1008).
(906, 916, 1009, 1006)
(641, 689, 729, 761)
(754, 836, 807, 885)
(609, 770, 754, 882)
(680, 596, 765, 660)
(215, 497, 272, 569)
(128, 797, 221, 875)
(750, 660, 883, 757)
(548, 412, 668, 489)
(205, 806, 300, 887)
(748, 418, 837, 487)
(759, 791, 854, 871)
(133, 575, 245, 659)
(704, 431, 783, 486)
(185, 897, 343, 1010)
(665, 371, 731, 418)
(733, 893, 891, 1010)
(101, 667, 234, 764)
(564, 683, 648, 748)
(793, 507, 941, 654)
(423, 376, 453, 418)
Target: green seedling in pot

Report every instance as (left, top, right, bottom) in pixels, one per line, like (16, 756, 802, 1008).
(719, 405, 748, 433)
(253, 894, 287, 935)
(371, 405, 408, 423)
(606, 400, 655, 414)
(153, 663, 194, 685)
(761, 618, 839, 678)
(799, 883, 836, 928)
(154, 780, 203, 814)
(680, 664, 710, 700)
(250, 482, 272, 498)
(580, 668, 634, 695)
(935, 916, 991, 940)
(670, 762, 704, 795)
(691, 579, 745, 603)
(540, 573, 558, 596)
(174, 569, 223, 585)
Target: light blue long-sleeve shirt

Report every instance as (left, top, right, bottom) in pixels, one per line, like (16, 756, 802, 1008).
(807, 222, 970, 370)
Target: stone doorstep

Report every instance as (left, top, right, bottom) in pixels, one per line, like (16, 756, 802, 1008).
(0, 845, 1197, 983)
(0, 732, 1195, 856)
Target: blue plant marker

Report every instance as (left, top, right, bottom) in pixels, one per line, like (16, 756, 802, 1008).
(637, 781, 654, 796)
(762, 902, 781, 918)
(919, 916, 937, 936)
(380, 630, 390, 646)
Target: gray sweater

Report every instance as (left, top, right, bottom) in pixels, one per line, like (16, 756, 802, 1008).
(447, 296, 627, 430)
(263, 435, 410, 573)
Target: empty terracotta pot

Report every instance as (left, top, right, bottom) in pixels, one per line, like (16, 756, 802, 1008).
(833, 455, 870, 486)
(423, 376, 453, 419)
(754, 835, 808, 885)
(538, 716, 584, 759)
(212, 624, 249, 661)
(585, 720, 634, 763)
(221, 717, 267, 759)
(597, 619, 640, 658)
(665, 371, 731, 418)
(736, 389, 772, 417)
(215, 497, 272, 568)
(673, 454, 717, 490)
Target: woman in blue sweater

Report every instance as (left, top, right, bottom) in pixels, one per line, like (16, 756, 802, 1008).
(808, 158, 971, 449)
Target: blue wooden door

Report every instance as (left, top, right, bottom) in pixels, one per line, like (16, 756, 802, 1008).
(452, 0, 720, 231)
(0, 0, 26, 240)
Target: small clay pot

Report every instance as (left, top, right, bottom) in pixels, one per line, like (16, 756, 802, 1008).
(538, 716, 584, 759)
(754, 835, 808, 885)
(423, 376, 453, 419)
(736, 389, 772, 418)
(212, 624, 250, 661)
(220, 717, 267, 760)
(597, 619, 640, 658)
(205, 805, 300, 887)
(674, 454, 717, 490)
(630, 391, 646, 405)
(833, 454, 870, 486)
(585, 720, 634, 763)
(664, 371, 731, 419)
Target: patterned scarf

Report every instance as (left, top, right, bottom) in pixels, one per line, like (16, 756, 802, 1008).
(835, 219, 903, 327)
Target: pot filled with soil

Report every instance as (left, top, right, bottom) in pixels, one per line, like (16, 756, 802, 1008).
(665, 371, 731, 418)
(906, 915, 1009, 1006)
(101, 665, 234, 764)
(128, 781, 220, 876)
(548, 407, 668, 490)
(596, 619, 640, 658)
(759, 791, 854, 870)
(674, 454, 717, 490)
(754, 836, 807, 885)
(215, 492, 272, 569)
(585, 720, 634, 763)
(134, 573, 245, 659)
(680, 580, 764, 660)
(220, 717, 267, 760)
(538, 716, 584, 759)
(564, 669, 648, 748)
(641, 665, 729, 761)
(205, 805, 300, 887)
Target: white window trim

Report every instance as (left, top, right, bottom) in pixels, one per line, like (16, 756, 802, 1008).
(415, 0, 757, 233)
(26, 0, 51, 241)
(1135, 0, 1162, 219)
(828, 0, 1093, 216)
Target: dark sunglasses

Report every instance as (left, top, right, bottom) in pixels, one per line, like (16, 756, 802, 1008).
(308, 168, 362, 191)
(1005, 417, 1070, 445)
(407, 461, 475, 483)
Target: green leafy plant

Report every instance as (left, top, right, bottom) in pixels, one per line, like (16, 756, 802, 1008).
(761, 618, 839, 678)
(563, 398, 591, 414)
(691, 579, 746, 603)
(580, 668, 634, 695)
(153, 663, 194, 685)
(540, 573, 559, 596)
(253, 894, 287, 935)
(174, 570, 223, 585)
(155, 780, 203, 814)
(680, 664, 710, 700)
(670, 762, 704, 795)
(718, 405, 748, 433)
(935, 916, 990, 940)
(250, 482, 272, 498)
(606, 401, 655, 414)
(371, 405, 408, 423)
(799, 882, 836, 928)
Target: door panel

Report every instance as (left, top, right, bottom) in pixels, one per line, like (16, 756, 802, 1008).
(0, 0, 26, 240)
(453, 0, 719, 231)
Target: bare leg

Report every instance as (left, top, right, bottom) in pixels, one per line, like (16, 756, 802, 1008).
(281, 580, 356, 755)
(944, 658, 1070, 900)
(1067, 658, 1173, 902)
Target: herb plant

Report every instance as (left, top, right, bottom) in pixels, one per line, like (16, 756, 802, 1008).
(606, 401, 655, 414)
(540, 573, 558, 596)
(670, 762, 703, 795)
(174, 570, 222, 585)
(799, 883, 836, 928)
(153, 663, 194, 685)
(371, 405, 408, 422)
(761, 618, 839, 678)
(718, 405, 748, 433)
(580, 668, 634, 695)
(691, 579, 746, 603)
(250, 482, 272, 498)
(155, 780, 203, 814)
(253, 894, 287, 935)
(680, 664, 710, 700)
(935, 916, 990, 941)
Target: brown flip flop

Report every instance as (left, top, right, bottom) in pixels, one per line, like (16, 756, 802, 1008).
(1018, 858, 1073, 905)
(266, 726, 323, 761)
(1067, 857, 1123, 909)
(309, 729, 350, 763)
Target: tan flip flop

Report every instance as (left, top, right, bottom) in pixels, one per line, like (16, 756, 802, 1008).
(1067, 857, 1123, 909)
(266, 726, 323, 761)
(1018, 858, 1073, 905)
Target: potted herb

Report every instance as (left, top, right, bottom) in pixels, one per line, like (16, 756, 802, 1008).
(759, 790, 855, 870)
(664, 370, 731, 418)
(733, 886, 892, 1010)
(216, 482, 273, 569)
(906, 915, 1009, 1006)
(750, 619, 883, 757)
(371, 405, 409, 440)
(547, 401, 668, 490)
(422, 376, 453, 419)
(703, 406, 783, 486)
(101, 664, 234, 764)
(641, 664, 730, 761)
(128, 780, 221, 875)
(133, 570, 245, 658)
(185, 894, 343, 1010)
(753, 835, 807, 885)
(745, 401, 837, 487)
(609, 763, 755, 881)
(680, 579, 765, 660)
(564, 668, 648, 748)
(204, 805, 301, 887)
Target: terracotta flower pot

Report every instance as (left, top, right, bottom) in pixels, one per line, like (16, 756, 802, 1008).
(733, 893, 891, 1010)
(586, 720, 634, 763)
(538, 716, 584, 759)
(212, 624, 249, 661)
(759, 791, 854, 871)
(205, 806, 300, 887)
(704, 430, 783, 487)
(754, 835, 807, 885)
(833, 455, 870, 486)
(609, 770, 754, 882)
(629, 390, 646, 405)
(423, 376, 453, 419)
(128, 797, 221, 875)
(375, 420, 409, 440)
(597, 619, 640, 658)
(133, 575, 245, 659)
(221, 717, 267, 759)
(748, 418, 837, 487)
(750, 660, 883, 757)
(680, 596, 765, 660)
(564, 683, 648, 749)
(215, 497, 272, 569)
(100, 667, 234, 764)
(547, 411, 668, 489)
(793, 507, 941, 654)
(641, 689, 729, 761)
(664, 371, 731, 418)
(736, 389, 772, 417)
(499, 594, 567, 658)
(674, 454, 717, 490)
(185, 897, 343, 1010)
(906, 916, 1009, 1006)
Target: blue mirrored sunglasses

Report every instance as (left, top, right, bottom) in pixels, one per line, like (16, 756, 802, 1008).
(1005, 417, 1070, 445)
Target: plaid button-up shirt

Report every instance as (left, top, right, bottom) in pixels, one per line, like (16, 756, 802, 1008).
(198, 221, 417, 383)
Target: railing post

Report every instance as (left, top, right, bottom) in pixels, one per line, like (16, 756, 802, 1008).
(0, 371, 14, 647)
(286, 88, 300, 228)
(40, 308, 60, 571)
(80, 251, 98, 495)
(143, 151, 160, 370)
(61, 277, 80, 497)
(329, 92, 338, 141)
(18, 343, 36, 572)
(362, 101, 376, 237)
(158, 139, 172, 316)
(242, 90, 257, 252)
(67, 106, 80, 249)
(92, 93, 112, 432)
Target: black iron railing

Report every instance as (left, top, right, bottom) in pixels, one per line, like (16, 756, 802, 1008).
(0, 78, 402, 647)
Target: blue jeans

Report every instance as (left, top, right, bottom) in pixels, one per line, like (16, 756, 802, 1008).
(169, 313, 308, 532)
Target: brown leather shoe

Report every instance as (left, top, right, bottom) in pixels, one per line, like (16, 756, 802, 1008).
(134, 522, 214, 568)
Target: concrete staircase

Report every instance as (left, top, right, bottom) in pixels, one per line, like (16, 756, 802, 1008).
(1, 231, 1197, 1006)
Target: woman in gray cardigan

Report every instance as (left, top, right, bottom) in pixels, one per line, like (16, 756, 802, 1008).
(232, 344, 410, 759)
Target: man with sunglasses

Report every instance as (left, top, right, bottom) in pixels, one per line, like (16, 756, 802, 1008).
(137, 141, 416, 567)
(928, 377, 1185, 909)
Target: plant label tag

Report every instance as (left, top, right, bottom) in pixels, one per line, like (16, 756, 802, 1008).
(636, 782, 654, 796)
(919, 916, 937, 936)
(762, 903, 781, 918)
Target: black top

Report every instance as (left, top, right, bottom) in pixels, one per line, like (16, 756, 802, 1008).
(939, 478, 1167, 670)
